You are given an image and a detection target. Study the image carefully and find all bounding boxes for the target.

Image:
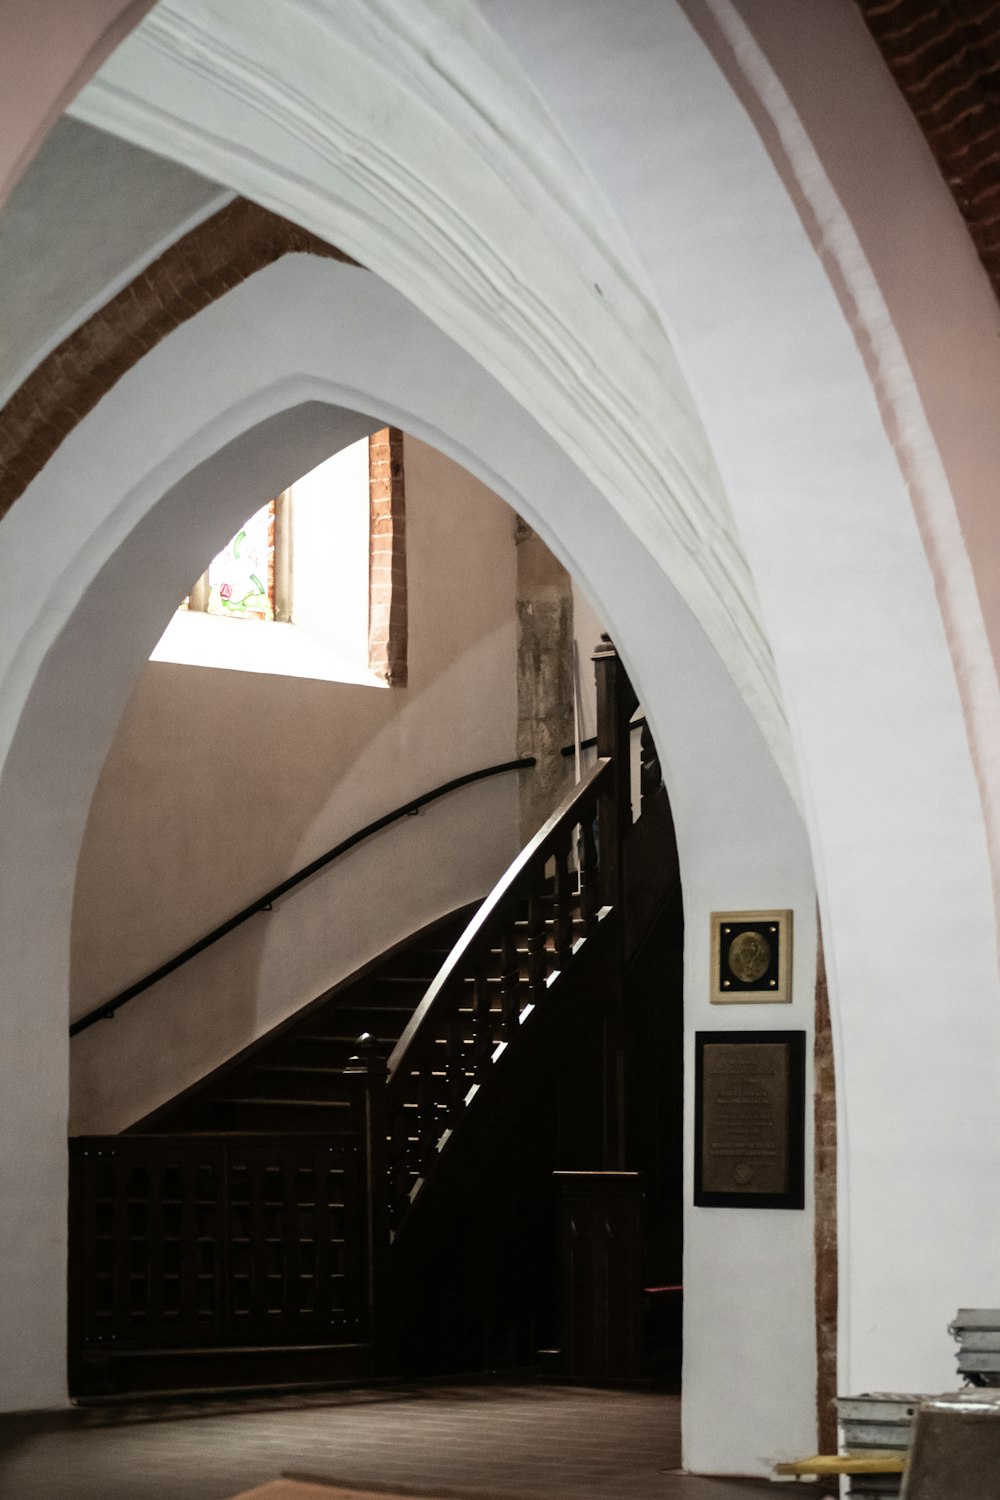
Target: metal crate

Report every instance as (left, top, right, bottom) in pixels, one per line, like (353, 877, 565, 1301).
(950, 1308, 1000, 1387)
(837, 1393, 925, 1500)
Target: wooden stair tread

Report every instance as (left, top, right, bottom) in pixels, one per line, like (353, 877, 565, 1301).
(254, 1062, 347, 1074)
(255, 1065, 354, 1076)
(72, 747, 653, 1403)
(217, 1096, 351, 1109)
(288, 1032, 402, 1044)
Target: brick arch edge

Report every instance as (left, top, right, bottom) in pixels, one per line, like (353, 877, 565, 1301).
(0, 197, 353, 520)
(0, 196, 407, 686)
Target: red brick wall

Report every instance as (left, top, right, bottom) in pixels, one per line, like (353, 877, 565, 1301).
(858, 0, 1000, 290)
(814, 921, 839, 1473)
(368, 427, 408, 687)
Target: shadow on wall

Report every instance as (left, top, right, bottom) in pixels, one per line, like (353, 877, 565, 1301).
(69, 434, 522, 1133)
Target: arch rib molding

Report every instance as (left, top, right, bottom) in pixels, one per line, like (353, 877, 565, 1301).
(67, 0, 797, 793)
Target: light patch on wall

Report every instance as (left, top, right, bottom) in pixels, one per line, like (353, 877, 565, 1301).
(151, 437, 385, 686)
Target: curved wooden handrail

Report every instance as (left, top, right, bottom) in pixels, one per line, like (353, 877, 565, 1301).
(387, 756, 611, 1089)
(383, 755, 615, 1230)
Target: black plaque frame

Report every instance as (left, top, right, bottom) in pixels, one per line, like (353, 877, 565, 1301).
(694, 1030, 806, 1210)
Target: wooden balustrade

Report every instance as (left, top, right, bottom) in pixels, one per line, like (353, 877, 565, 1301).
(380, 638, 674, 1231)
(67, 638, 676, 1391)
(384, 756, 613, 1231)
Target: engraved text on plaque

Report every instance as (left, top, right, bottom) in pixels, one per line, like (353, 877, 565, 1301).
(701, 1041, 789, 1196)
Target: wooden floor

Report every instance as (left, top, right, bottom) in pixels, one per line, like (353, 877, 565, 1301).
(0, 1383, 779, 1499)
(228, 1484, 417, 1500)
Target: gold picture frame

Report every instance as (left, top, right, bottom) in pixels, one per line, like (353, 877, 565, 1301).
(710, 909, 792, 1004)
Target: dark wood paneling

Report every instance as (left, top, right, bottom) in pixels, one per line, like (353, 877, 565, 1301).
(69, 1134, 369, 1395)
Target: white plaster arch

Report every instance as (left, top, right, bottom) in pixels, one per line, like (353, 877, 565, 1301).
(0, 257, 818, 1472)
(5, 0, 1000, 1475)
(61, 0, 1000, 1425)
(69, 0, 790, 788)
(676, 0, 1000, 944)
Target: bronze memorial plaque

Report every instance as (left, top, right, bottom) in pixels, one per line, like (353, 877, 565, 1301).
(702, 1042, 788, 1195)
(694, 1031, 805, 1209)
(710, 909, 792, 1003)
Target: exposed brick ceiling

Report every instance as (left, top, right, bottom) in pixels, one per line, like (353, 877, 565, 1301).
(857, 0, 1000, 288)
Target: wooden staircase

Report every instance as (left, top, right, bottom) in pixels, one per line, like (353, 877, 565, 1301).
(133, 907, 478, 1137)
(68, 641, 681, 1398)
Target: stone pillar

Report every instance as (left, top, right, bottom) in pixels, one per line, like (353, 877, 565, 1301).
(515, 517, 574, 844)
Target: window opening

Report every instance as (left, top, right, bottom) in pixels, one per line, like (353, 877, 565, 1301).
(206, 497, 274, 621)
(183, 495, 291, 623)
(154, 432, 406, 687)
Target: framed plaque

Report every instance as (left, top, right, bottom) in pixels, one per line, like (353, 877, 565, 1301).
(694, 1030, 805, 1209)
(710, 909, 792, 1003)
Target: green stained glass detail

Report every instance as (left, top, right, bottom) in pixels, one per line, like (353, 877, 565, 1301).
(206, 501, 275, 621)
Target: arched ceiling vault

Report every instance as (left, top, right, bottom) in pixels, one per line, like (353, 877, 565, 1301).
(64, 0, 796, 795)
(4, 2, 1000, 817)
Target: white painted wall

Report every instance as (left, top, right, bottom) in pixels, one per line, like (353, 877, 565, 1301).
(0, 257, 817, 1474)
(71, 432, 520, 1133)
(681, 0, 1000, 995)
(713, 0, 1000, 734)
(289, 439, 370, 669)
(571, 581, 602, 755)
(470, 0, 1000, 1442)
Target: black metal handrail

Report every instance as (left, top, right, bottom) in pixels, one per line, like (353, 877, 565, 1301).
(70, 757, 535, 1038)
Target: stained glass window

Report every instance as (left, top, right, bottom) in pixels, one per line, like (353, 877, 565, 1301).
(160, 433, 406, 687)
(204, 499, 275, 621)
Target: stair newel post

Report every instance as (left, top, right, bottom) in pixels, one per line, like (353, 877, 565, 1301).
(593, 632, 635, 912)
(344, 1034, 391, 1371)
(592, 634, 636, 1170)
(500, 925, 521, 1042)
